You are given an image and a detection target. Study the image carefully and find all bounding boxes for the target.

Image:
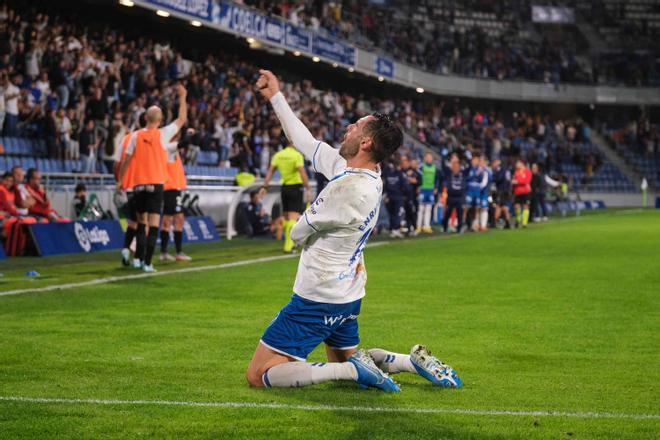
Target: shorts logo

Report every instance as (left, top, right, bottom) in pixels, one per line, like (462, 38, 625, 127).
(323, 314, 358, 326)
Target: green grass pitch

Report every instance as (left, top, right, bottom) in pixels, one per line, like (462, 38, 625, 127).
(1, 210, 658, 439)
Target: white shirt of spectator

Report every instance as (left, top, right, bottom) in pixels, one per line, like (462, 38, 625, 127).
(270, 91, 382, 305)
(4, 82, 19, 115)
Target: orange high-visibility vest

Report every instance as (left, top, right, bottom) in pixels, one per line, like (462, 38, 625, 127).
(116, 133, 136, 186)
(124, 128, 168, 188)
(165, 152, 187, 191)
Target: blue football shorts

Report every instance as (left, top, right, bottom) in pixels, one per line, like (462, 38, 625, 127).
(260, 294, 362, 361)
(419, 188, 435, 204)
(465, 190, 481, 207)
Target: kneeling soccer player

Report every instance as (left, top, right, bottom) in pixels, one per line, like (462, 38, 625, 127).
(245, 70, 462, 392)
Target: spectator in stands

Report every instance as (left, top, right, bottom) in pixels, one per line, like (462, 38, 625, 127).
(2, 73, 19, 136)
(78, 119, 99, 174)
(24, 168, 69, 222)
(0, 72, 6, 134)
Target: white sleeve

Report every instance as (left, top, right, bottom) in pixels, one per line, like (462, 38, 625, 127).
(545, 175, 560, 188)
(270, 91, 345, 179)
(159, 122, 180, 148)
(479, 171, 489, 189)
(125, 132, 138, 155)
(291, 182, 362, 245)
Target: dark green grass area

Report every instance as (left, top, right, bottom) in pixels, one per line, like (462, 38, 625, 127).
(0, 210, 659, 438)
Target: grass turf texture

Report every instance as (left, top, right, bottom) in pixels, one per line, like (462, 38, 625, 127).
(0, 210, 658, 439)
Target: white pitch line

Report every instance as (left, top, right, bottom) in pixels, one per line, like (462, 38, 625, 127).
(0, 242, 389, 297)
(0, 396, 657, 421)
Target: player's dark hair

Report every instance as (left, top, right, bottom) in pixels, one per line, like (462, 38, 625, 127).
(75, 183, 86, 193)
(366, 112, 403, 164)
(2, 171, 12, 179)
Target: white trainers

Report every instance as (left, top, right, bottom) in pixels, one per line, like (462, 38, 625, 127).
(389, 229, 404, 238)
(121, 248, 131, 267)
(160, 253, 176, 262)
(175, 252, 192, 262)
(132, 258, 142, 269)
(142, 264, 157, 273)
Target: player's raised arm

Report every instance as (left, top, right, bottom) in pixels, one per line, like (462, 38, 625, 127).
(256, 69, 343, 179)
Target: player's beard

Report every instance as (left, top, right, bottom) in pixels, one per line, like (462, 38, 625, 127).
(339, 136, 360, 160)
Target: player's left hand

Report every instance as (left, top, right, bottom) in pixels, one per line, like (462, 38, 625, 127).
(256, 69, 280, 100)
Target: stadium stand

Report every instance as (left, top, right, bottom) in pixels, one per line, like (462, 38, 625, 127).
(247, 0, 658, 86)
(0, 0, 639, 193)
(602, 117, 660, 189)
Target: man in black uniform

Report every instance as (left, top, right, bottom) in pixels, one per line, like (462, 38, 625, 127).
(441, 158, 466, 233)
(492, 159, 512, 229)
(401, 155, 420, 236)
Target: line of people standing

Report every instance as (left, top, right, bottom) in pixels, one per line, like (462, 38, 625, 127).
(382, 152, 564, 236)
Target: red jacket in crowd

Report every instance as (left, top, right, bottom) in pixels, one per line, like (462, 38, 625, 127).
(513, 167, 532, 196)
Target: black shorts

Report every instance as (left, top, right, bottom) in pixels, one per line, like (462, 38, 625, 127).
(122, 191, 137, 222)
(496, 190, 511, 206)
(281, 184, 305, 214)
(163, 189, 183, 216)
(133, 184, 164, 214)
(514, 193, 530, 205)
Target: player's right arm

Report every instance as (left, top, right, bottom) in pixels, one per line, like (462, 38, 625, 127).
(257, 69, 344, 179)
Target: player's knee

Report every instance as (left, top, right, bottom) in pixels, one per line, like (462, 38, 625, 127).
(245, 368, 265, 387)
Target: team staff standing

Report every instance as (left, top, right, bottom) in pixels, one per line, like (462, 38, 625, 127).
(118, 84, 188, 272)
(160, 141, 192, 262)
(261, 142, 311, 253)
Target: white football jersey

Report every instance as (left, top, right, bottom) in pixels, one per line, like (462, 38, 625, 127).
(270, 92, 382, 304)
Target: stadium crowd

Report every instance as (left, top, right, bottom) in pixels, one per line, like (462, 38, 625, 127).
(245, 0, 658, 86)
(0, 1, 604, 255)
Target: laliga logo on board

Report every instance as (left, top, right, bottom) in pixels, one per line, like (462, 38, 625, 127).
(74, 222, 111, 252)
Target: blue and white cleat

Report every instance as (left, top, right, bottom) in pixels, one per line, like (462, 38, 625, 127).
(142, 264, 157, 273)
(410, 344, 462, 388)
(132, 258, 142, 270)
(349, 349, 400, 393)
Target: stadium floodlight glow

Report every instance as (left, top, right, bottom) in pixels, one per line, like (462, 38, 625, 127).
(348, 67, 354, 72)
(378, 76, 384, 82)
(312, 56, 320, 62)
(416, 87, 424, 93)
(118, 0, 134, 6)
(332, 62, 338, 68)
(156, 9, 170, 17)
(246, 37, 255, 44)
(190, 20, 202, 27)
(293, 51, 301, 56)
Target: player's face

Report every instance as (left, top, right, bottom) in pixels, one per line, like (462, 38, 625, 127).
(451, 160, 460, 173)
(340, 115, 373, 160)
(471, 157, 479, 167)
(424, 154, 433, 164)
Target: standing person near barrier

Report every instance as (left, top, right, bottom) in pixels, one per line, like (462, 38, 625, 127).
(401, 155, 420, 236)
(382, 158, 408, 238)
(492, 159, 512, 229)
(512, 159, 532, 228)
(416, 152, 441, 234)
(442, 158, 466, 233)
(261, 142, 311, 253)
(118, 84, 188, 273)
(160, 142, 192, 262)
(478, 156, 493, 231)
(116, 120, 140, 267)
